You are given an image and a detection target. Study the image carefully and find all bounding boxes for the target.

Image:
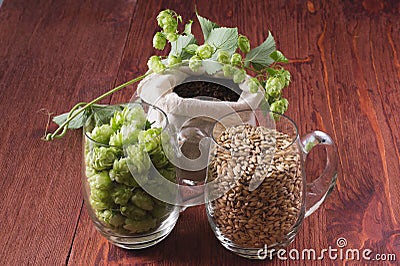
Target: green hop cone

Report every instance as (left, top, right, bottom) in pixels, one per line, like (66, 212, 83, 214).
(196, 43, 214, 59)
(120, 125, 140, 146)
(90, 196, 113, 211)
(121, 105, 146, 129)
(96, 209, 114, 224)
(168, 55, 182, 66)
(233, 68, 246, 83)
(88, 171, 113, 190)
(265, 76, 284, 98)
(165, 32, 178, 42)
(123, 217, 157, 233)
(91, 187, 113, 205)
(131, 189, 154, 211)
(230, 53, 242, 66)
(110, 110, 124, 131)
(109, 131, 123, 147)
(89, 124, 114, 145)
(281, 69, 291, 87)
(147, 56, 166, 74)
(162, 16, 178, 33)
(270, 98, 289, 115)
(109, 157, 139, 187)
(125, 144, 151, 175)
(153, 32, 166, 50)
(120, 204, 147, 219)
(217, 50, 230, 64)
(138, 127, 162, 154)
(111, 184, 133, 205)
(96, 209, 125, 227)
(158, 166, 176, 182)
(151, 203, 169, 219)
(222, 64, 235, 77)
(157, 10, 172, 28)
(248, 77, 260, 93)
(89, 146, 119, 171)
(189, 55, 202, 72)
(238, 35, 250, 53)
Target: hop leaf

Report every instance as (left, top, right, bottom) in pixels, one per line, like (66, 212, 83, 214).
(183, 43, 198, 55)
(270, 50, 288, 63)
(245, 31, 276, 68)
(196, 12, 219, 41)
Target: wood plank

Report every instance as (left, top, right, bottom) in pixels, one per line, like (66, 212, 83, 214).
(0, 0, 137, 264)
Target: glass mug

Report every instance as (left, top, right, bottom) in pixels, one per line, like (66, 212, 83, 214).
(205, 108, 338, 259)
(82, 102, 180, 249)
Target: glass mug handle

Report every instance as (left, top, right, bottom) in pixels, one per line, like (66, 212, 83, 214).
(301, 130, 339, 217)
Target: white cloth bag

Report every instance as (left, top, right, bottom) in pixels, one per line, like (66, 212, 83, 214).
(137, 65, 264, 131)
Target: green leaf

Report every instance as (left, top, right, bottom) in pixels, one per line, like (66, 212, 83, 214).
(270, 50, 288, 63)
(196, 12, 219, 41)
(202, 60, 223, 75)
(183, 43, 198, 55)
(207, 27, 238, 56)
(245, 31, 276, 68)
(169, 34, 196, 60)
(184, 20, 193, 35)
(52, 108, 86, 129)
(91, 105, 122, 126)
(266, 67, 280, 76)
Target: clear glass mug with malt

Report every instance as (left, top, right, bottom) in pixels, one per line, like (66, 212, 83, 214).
(205, 107, 338, 259)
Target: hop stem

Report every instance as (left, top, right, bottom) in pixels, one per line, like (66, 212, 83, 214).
(44, 73, 149, 141)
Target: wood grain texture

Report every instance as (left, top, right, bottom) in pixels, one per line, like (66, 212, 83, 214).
(0, 0, 399, 265)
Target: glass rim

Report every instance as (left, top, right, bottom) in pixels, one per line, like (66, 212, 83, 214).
(209, 109, 299, 151)
(83, 102, 170, 146)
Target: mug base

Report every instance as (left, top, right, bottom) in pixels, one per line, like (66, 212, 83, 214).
(93, 209, 179, 250)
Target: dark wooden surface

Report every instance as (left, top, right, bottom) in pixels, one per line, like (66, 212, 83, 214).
(0, 0, 399, 265)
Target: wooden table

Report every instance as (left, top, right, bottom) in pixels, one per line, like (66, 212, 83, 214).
(1, 0, 399, 265)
